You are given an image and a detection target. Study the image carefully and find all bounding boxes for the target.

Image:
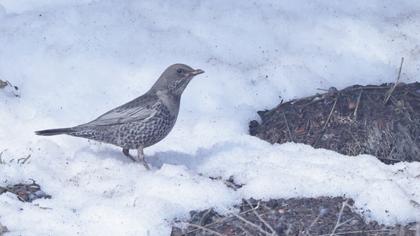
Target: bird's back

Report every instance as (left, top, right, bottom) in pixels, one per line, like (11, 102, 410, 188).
(81, 93, 160, 127)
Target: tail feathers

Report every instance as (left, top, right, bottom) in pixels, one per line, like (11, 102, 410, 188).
(35, 128, 73, 136)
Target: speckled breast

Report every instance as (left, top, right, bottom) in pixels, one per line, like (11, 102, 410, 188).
(113, 104, 177, 149)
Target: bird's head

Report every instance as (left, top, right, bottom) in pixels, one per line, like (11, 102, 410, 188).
(151, 64, 204, 96)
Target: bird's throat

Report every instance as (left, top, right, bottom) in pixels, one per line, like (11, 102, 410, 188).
(156, 90, 180, 116)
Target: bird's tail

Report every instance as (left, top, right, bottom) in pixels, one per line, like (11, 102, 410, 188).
(35, 128, 73, 136)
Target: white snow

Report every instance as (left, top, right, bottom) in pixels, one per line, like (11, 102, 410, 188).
(0, 0, 419, 235)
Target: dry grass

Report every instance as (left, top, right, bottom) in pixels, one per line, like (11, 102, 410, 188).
(171, 197, 418, 236)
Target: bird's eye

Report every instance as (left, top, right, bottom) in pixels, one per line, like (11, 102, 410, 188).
(176, 68, 184, 74)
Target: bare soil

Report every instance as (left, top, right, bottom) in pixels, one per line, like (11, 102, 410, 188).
(0, 180, 51, 202)
(249, 82, 420, 164)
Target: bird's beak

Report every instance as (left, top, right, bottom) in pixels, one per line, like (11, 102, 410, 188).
(189, 69, 205, 76)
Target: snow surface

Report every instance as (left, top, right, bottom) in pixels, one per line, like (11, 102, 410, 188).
(0, 0, 419, 235)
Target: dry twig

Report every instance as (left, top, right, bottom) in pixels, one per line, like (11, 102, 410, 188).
(353, 90, 362, 119)
(187, 223, 224, 236)
(244, 199, 278, 236)
(183, 206, 261, 235)
(231, 211, 273, 236)
(320, 228, 392, 236)
(330, 199, 352, 236)
(282, 113, 294, 142)
(17, 154, 31, 164)
(313, 97, 338, 146)
(304, 211, 324, 235)
(384, 57, 404, 104)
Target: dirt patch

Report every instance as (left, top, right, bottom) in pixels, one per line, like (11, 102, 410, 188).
(249, 82, 420, 164)
(171, 197, 418, 235)
(0, 180, 51, 202)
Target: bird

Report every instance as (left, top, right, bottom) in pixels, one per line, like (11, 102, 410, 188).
(35, 64, 204, 169)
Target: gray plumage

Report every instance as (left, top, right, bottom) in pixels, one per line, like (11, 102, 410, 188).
(35, 64, 204, 169)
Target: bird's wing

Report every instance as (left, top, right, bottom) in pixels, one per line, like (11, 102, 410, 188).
(81, 94, 160, 127)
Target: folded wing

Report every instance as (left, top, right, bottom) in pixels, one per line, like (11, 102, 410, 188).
(80, 94, 160, 127)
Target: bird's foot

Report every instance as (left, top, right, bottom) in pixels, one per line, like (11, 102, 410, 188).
(122, 148, 150, 170)
(136, 147, 150, 170)
(123, 148, 137, 162)
(140, 161, 150, 170)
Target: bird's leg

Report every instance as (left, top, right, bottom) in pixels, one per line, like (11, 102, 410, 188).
(122, 148, 136, 162)
(137, 147, 150, 170)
